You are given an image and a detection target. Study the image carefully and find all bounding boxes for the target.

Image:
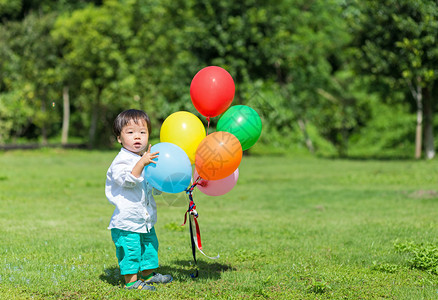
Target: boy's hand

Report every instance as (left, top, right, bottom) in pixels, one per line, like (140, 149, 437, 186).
(142, 144, 159, 166)
(131, 145, 159, 178)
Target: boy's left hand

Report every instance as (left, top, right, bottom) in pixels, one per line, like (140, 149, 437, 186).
(142, 144, 159, 166)
(131, 145, 159, 178)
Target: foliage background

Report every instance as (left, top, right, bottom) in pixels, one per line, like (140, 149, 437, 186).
(0, 0, 437, 159)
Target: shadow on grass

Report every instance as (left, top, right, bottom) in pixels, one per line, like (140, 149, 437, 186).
(169, 260, 236, 281)
(100, 260, 235, 285)
(99, 266, 124, 286)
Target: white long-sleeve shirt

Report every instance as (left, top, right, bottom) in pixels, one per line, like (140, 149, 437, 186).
(105, 147, 157, 233)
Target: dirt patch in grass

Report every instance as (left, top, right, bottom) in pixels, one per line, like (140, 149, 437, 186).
(407, 190, 438, 199)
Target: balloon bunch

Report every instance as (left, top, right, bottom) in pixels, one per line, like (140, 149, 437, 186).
(145, 66, 262, 196)
(191, 66, 262, 194)
(144, 66, 262, 276)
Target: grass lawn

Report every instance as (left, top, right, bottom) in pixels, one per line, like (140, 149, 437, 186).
(1, 148, 438, 299)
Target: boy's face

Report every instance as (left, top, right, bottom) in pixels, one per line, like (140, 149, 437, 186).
(117, 119, 149, 155)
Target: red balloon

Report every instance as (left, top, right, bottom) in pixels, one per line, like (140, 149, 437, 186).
(190, 66, 235, 118)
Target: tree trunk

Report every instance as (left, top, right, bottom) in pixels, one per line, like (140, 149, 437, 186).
(298, 119, 315, 154)
(423, 87, 435, 159)
(89, 87, 103, 148)
(415, 105, 423, 159)
(61, 86, 70, 145)
(340, 123, 349, 158)
(41, 99, 48, 146)
(408, 78, 423, 159)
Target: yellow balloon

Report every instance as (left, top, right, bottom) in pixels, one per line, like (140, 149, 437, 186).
(160, 111, 206, 164)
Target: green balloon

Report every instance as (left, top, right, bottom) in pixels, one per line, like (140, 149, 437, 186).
(217, 105, 262, 151)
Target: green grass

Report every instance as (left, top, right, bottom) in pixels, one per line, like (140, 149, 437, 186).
(1, 149, 438, 299)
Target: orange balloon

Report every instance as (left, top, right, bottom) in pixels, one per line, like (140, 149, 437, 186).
(195, 131, 242, 180)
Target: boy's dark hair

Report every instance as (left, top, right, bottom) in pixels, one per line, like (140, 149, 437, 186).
(113, 109, 151, 137)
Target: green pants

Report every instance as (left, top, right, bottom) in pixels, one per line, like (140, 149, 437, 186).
(111, 228, 159, 275)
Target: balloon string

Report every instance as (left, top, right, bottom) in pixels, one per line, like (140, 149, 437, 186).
(182, 176, 201, 227)
(182, 177, 219, 279)
(206, 117, 210, 135)
(186, 176, 201, 194)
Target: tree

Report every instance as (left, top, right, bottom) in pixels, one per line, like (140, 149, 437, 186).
(52, 1, 133, 147)
(316, 70, 372, 157)
(0, 0, 107, 146)
(126, 0, 201, 124)
(184, 0, 354, 154)
(346, 0, 438, 159)
(0, 12, 60, 144)
(257, 0, 352, 153)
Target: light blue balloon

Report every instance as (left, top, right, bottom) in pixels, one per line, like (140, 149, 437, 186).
(145, 142, 192, 193)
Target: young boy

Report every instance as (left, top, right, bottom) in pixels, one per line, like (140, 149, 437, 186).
(105, 109, 172, 291)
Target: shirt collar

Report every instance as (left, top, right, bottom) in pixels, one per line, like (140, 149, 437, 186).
(120, 147, 141, 158)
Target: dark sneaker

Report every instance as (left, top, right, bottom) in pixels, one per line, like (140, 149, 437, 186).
(143, 272, 173, 284)
(124, 280, 156, 291)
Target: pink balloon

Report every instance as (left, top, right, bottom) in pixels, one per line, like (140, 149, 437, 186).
(194, 169, 239, 197)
